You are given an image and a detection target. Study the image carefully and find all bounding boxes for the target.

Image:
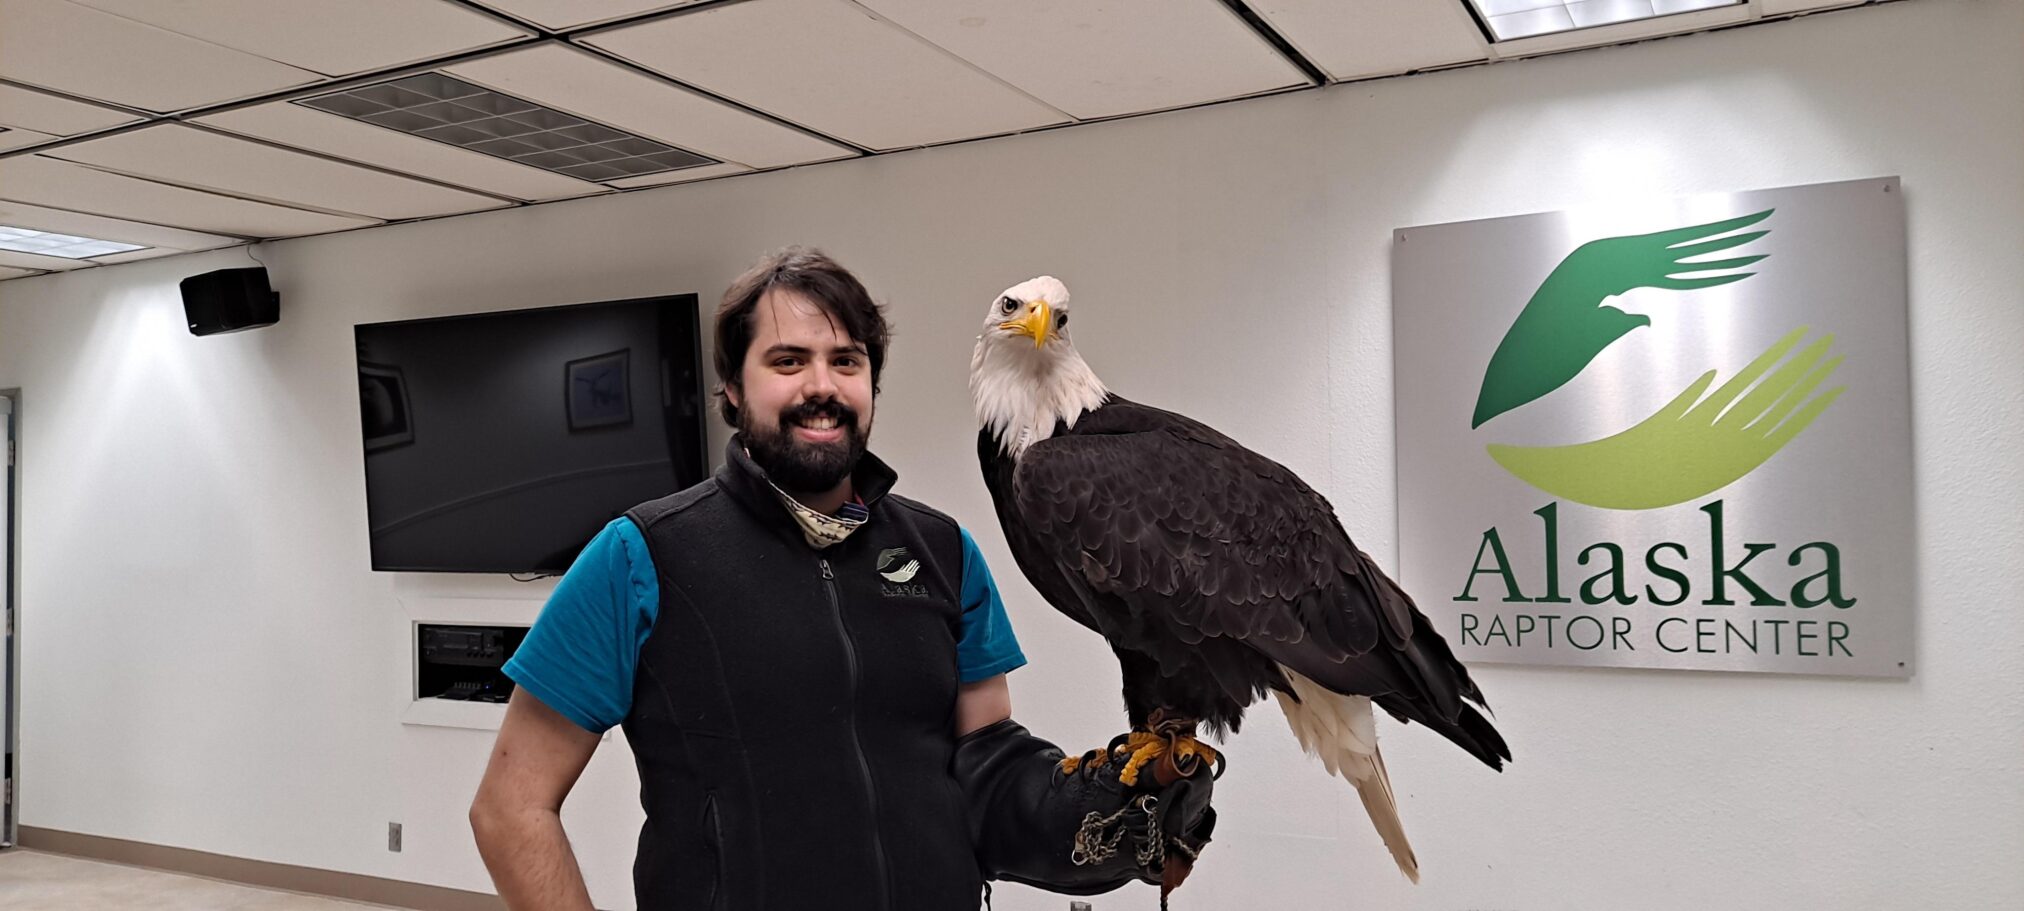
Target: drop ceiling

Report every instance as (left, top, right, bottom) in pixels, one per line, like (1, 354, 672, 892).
(0, 0, 1883, 281)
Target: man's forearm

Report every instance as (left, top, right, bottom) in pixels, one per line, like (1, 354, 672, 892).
(470, 804, 597, 911)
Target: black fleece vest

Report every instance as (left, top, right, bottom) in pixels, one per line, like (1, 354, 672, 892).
(620, 439, 982, 911)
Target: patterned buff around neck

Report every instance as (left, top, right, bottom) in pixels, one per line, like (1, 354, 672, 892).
(771, 483, 870, 549)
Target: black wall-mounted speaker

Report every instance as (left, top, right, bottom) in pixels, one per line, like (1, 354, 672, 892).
(180, 266, 279, 336)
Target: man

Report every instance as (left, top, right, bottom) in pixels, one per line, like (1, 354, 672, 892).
(469, 248, 1213, 911)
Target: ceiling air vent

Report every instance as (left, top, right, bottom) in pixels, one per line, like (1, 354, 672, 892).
(296, 72, 716, 183)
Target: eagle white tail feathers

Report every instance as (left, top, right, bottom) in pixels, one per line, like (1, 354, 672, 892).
(1272, 668, 1421, 883)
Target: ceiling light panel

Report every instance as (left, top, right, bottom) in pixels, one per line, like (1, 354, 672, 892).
(857, 0, 1307, 119)
(581, 0, 1069, 151)
(65, 0, 530, 77)
(0, 0, 320, 112)
(0, 225, 145, 259)
(296, 72, 718, 183)
(1250, 0, 1488, 81)
(1467, 0, 1741, 41)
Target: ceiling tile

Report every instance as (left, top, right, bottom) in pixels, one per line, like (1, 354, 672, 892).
(1761, 0, 1867, 14)
(445, 44, 856, 169)
(0, 199, 238, 251)
(473, 0, 703, 30)
(83, 247, 195, 264)
(0, 155, 377, 237)
(68, 0, 532, 77)
(582, 0, 1070, 150)
(0, 125, 62, 152)
(197, 100, 607, 203)
(0, 0, 322, 112)
(859, 0, 1307, 119)
(1253, 0, 1490, 81)
(0, 248, 94, 271)
(0, 82, 143, 135)
(43, 125, 510, 221)
(605, 161, 749, 189)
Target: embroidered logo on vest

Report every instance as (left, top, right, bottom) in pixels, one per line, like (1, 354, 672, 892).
(877, 547, 929, 597)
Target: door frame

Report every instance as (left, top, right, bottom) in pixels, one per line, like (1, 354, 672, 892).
(2, 389, 17, 848)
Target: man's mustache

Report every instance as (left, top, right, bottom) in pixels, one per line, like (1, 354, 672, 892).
(782, 400, 859, 429)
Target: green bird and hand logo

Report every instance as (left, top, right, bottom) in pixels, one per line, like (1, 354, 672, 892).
(1472, 209, 1849, 510)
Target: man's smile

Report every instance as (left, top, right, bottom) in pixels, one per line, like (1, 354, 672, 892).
(789, 410, 847, 443)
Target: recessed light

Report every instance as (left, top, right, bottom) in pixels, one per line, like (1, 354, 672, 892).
(0, 225, 146, 259)
(296, 73, 718, 183)
(1466, 0, 1742, 41)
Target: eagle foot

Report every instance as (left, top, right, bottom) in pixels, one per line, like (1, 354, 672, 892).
(1117, 712, 1223, 788)
(1115, 730, 1220, 788)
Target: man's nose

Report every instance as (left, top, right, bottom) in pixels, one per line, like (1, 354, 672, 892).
(801, 360, 839, 398)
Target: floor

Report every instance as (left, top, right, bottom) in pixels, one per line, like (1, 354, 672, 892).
(0, 848, 404, 910)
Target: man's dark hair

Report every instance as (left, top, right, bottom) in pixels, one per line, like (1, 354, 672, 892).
(712, 247, 890, 426)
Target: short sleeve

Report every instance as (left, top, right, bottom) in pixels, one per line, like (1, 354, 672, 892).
(502, 517, 660, 733)
(956, 526, 1028, 684)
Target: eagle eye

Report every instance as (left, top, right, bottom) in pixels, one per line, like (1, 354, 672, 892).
(1055, 312, 1068, 330)
(999, 296, 1018, 314)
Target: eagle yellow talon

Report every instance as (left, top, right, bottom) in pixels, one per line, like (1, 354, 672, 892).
(1066, 729, 1220, 785)
(1116, 732, 1166, 787)
(1174, 736, 1220, 770)
(1116, 731, 1219, 787)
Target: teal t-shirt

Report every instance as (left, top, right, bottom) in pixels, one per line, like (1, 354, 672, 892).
(503, 518, 1027, 733)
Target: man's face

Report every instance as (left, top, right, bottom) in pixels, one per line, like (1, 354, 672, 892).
(727, 288, 875, 493)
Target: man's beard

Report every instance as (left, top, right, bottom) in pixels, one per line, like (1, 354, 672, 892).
(740, 398, 868, 494)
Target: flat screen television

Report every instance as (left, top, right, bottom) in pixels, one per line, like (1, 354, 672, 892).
(355, 294, 708, 573)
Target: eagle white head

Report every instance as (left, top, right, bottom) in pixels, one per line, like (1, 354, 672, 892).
(970, 275, 1109, 458)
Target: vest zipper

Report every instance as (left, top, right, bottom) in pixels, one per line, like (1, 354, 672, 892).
(820, 556, 893, 910)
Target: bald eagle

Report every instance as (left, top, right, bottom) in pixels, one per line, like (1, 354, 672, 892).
(970, 276, 1509, 882)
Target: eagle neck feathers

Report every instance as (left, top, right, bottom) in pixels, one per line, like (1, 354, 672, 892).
(970, 340, 1108, 459)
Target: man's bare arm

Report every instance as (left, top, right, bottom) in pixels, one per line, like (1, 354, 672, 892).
(954, 673, 1013, 737)
(470, 688, 603, 910)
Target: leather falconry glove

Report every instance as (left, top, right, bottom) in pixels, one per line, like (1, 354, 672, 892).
(952, 719, 1217, 904)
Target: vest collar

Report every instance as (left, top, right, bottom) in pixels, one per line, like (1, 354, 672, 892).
(716, 434, 898, 534)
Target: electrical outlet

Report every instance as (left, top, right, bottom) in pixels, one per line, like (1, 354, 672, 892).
(388, 822, 402, 852)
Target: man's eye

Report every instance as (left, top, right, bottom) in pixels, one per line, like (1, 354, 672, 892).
(835, 356, 860, 368)
(775, 357, 800, 368)
(1000, 296, 1018, 314)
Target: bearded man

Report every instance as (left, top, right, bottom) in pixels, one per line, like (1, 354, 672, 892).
(470, 248, 1215, 911)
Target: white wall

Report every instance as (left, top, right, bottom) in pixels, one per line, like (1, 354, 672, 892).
(2, 1, 2019, 908)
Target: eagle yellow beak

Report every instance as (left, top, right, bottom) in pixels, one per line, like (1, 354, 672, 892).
(999, 299, 1051, 348)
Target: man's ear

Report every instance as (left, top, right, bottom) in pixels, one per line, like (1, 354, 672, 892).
(724, 381, 742, 408)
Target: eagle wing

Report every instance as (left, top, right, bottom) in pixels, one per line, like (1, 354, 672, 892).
(1010, 397, 1494, 747)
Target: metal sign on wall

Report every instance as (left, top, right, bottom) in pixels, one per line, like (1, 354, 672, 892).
(1392, 177, 1913, 678)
